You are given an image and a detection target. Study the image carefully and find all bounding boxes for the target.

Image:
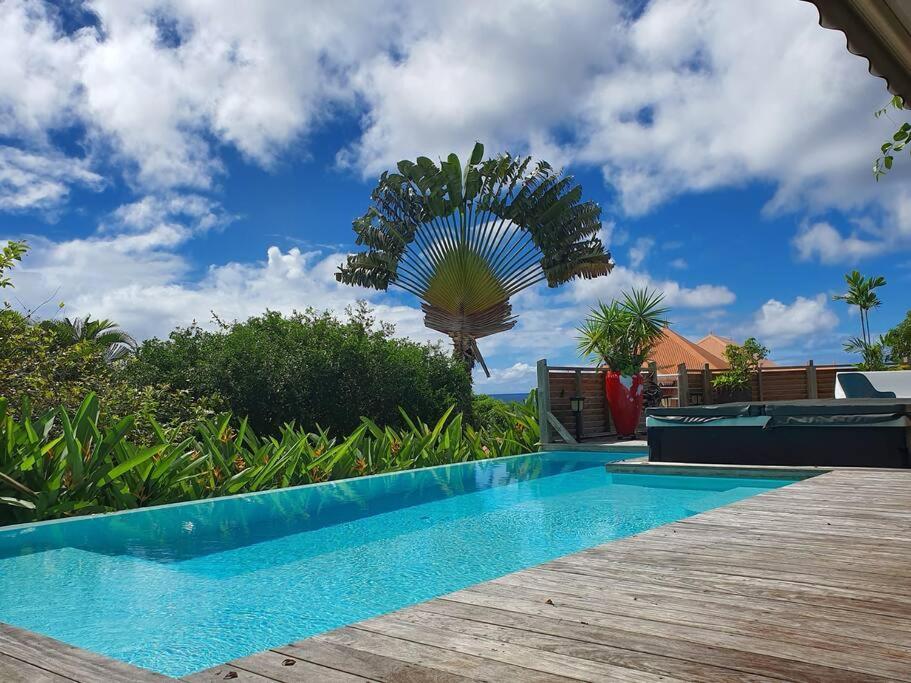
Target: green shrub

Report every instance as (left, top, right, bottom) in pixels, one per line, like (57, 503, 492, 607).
(0, 310, 221, 443)
(712, 338, 769, 391)
(125, 304, 472, 436)
(0, 393, 539, 526)
(472, 391, 535, 431)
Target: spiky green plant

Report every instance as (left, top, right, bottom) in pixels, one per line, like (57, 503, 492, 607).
(42, 315, 138, 362)
(336, 143, 612, 375)
(0, 392, 540, 525)
(577, 288, 669, 375)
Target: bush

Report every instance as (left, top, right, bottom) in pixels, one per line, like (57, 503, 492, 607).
(0, 310, 220, 442)
(0, 393, 539, 525)
(472, 391, 535, 431)
(712, 337, 769, 391)
(124, 304, 472, 436)
(885, 311, 911, 366)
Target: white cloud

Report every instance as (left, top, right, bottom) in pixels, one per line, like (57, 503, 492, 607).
(792, 221, 888, 264)
(627, 237, 654, 268)
(0, 147, 103, 212)
(1, 0, 907, 254)
(473, 362, 536, 392)
(339, 0, 625, 175)
(749, 294, 838, 346)
(6, 196, 442, 344)
(669, 257, 687, 270)
(0, 0, 87, 140)
(0, 0, 402, 193)
(566, 265, 735, 310)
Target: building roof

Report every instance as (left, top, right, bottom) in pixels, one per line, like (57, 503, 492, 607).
(804, 0, 911, 106)
(696, 333, 779, 368)
(646, 327, 728, 373)
(695, 333, 736, 360)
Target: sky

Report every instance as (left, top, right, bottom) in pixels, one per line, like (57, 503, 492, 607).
(2, 0, 910, 394)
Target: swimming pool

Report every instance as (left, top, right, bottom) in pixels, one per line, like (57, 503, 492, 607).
(0, 451, 803, 676)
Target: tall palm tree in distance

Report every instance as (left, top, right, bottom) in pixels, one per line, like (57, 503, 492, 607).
(833, 270, 887, 346)
(337, 143, 613, 376)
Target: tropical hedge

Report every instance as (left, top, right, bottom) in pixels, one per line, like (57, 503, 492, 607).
(126, 304, 472, 436)
(0, 391, 539, 526)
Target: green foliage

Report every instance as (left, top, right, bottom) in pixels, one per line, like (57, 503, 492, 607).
(472, 391, 536, 432)
(884, 310, 911, 365)
(125, 304, 472, 437)
(577, 288, 669, 376)
(0, 393, 539, 526)
(0, 310, 219, 443)
(712, 337, 769, 391)
(0, 240, 27, 290)
(843, 336, 891, 371)
(833, 269, 886, 347)
(40, 316, 138, 362)
(336, 143, 612, 373)
(873, 96, 909, 180)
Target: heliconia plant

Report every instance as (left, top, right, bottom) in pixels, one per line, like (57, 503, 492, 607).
(0, 392, 540, 526)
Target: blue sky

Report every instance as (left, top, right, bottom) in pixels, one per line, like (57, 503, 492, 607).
(2, 0, 910, 393)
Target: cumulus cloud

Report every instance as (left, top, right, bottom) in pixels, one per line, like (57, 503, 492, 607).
(2, 0, 906, 241)
(792, 221, 888, 264)
(0, 0, 402, 192)
(0, 147, 103, 212)
(627, 237, 654, 269)
(10, 231, 440, 344)
(749, 294, 839, 346)
(473, 362, 537, 392)
(566, 265, 735, 310)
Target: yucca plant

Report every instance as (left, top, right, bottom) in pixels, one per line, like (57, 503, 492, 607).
(337, 143, 612, 375)
(577, 288, 669, 375)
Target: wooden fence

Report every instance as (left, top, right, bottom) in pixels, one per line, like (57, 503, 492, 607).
(536, 359, 854, 444)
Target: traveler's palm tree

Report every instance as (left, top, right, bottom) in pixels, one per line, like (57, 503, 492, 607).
(833, 270, 887, 346)
(45, 316, 138, 362)
(337, 143, 612, 375)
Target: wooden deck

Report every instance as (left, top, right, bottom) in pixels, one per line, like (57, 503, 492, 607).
(2, 467, 910, 681)
(186, 467, 911, 682)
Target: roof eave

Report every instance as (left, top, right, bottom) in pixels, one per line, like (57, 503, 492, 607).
(803, 0, 911, 107)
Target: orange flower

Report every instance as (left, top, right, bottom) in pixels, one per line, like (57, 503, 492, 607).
(232, 456, 246, 473)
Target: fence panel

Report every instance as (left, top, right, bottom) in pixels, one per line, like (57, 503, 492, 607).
(539, 361, 855, 443)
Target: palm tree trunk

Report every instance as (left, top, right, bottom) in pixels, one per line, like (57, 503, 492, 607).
(452, 333, 476, 373)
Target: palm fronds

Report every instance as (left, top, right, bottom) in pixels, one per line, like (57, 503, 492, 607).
(337, 143, 612, 374)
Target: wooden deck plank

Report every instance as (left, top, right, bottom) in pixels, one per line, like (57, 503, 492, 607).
(354, 617, 685, 683)
(312, 627, 577, 682)
(0, 622, 170, 683)
(0, 653, 73, 683)
(275, 639, 474, 682)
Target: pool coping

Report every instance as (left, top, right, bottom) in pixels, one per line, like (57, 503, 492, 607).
(2, 464, 910, 681)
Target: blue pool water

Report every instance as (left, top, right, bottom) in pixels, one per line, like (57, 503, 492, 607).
(0, 451, 802, 676)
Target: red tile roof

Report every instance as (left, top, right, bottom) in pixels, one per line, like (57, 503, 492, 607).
(696, 333, 778, 368)
(646, 327, 728, 373)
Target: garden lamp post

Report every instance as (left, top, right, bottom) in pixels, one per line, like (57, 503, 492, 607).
(570, 395, 585, 441)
